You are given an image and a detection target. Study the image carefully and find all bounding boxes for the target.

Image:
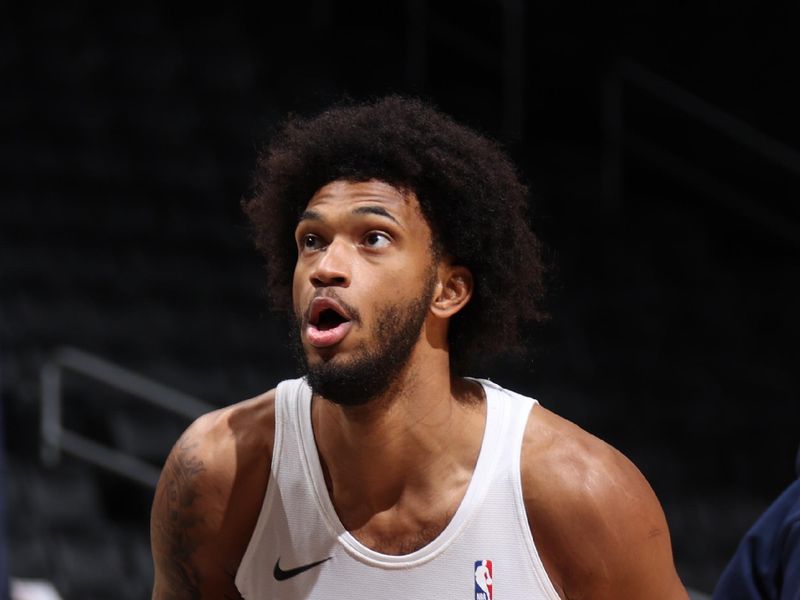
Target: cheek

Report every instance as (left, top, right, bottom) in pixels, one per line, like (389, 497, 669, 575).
(364, 262, 433, 305)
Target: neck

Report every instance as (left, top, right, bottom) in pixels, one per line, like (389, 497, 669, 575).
(310, 346, 486, 525)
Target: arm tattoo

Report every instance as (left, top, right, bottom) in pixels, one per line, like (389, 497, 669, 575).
(152, 439, 207, 599)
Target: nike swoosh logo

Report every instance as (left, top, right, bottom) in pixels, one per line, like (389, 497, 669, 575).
(273, 556, 332, 581)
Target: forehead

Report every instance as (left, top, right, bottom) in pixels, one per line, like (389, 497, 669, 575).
(303, 179, 425, 224)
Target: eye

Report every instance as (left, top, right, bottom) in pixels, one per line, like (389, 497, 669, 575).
(363, 231, 391, 249)
(301, 234, 324, 251)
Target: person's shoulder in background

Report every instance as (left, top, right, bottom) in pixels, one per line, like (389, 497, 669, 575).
(712, 444, 800, 600)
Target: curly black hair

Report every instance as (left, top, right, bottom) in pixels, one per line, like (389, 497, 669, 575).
(244, 96, 546, 372)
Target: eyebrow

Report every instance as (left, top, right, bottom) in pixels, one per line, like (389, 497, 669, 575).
(298, 209, 323, 223)
(352, 205, 400, 225)
(297, 205, 400, 226)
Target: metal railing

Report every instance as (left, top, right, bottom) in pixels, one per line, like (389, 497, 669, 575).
(40, 346, 214, 488)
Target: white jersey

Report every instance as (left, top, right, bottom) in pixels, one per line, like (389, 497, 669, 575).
(235, 377, 560, 600)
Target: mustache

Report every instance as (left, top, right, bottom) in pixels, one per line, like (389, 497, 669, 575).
(300, 290, 362, 326)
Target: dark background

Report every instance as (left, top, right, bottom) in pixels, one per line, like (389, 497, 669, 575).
(2, 3, 800, 598)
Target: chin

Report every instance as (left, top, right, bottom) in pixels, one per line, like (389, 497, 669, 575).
(291, 288, 432, 406)
(304, 342, 347, 364)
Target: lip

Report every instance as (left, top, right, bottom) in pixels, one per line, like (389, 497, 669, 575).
(308, 297, 351, 326)
(306, 320, 353, 347)
(305, 296, 353, 348)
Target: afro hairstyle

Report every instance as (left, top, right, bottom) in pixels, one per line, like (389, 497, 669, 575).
(243, 95, 547, 372)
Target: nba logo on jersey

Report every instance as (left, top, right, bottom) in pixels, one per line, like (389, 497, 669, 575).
(474, 560, 493, 600)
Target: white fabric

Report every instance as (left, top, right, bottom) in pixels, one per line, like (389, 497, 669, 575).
(10, 579, 63, 600)
(235, 377, 560, 600)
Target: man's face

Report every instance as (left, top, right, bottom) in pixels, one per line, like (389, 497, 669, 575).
(291, 179, 438, 406)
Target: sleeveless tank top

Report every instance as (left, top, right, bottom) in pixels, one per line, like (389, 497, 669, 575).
(235, 377, 560, 600)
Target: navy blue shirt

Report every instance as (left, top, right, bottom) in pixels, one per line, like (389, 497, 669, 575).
(713, 477, 800, 599)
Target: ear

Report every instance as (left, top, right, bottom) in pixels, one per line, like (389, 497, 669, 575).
(431, 264, 473, 319)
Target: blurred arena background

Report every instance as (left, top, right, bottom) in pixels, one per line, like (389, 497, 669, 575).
(2, 3, 800, 598)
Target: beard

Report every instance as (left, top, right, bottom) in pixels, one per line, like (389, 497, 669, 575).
(291, 280, 434, 407)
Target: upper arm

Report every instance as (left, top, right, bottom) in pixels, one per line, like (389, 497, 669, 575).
(150, 415, 242, 599)
(521, 408, 688, 600)
(150, 391, 276, 600)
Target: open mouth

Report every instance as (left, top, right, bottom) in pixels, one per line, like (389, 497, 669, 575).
(315, 308, 349, 331)
(306, 298, 353, 348)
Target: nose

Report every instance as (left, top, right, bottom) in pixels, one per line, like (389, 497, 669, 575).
(310, 239, 351, 288)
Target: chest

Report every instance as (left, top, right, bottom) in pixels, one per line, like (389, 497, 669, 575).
(237, 480, 559, 600)
(341, 506, 457, 555)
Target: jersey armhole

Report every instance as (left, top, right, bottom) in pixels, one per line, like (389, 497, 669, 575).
(511, 400, 563, 600)
(234, 382, 286, 593)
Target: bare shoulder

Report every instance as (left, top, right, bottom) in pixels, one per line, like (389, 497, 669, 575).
(520, 405, 687, 600)
(150, 388, 276, 599)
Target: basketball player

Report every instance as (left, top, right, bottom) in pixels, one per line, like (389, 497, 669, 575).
(150, 97, 688, 599)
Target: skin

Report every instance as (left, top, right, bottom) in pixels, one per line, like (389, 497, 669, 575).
(151, 180, 688, 599)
